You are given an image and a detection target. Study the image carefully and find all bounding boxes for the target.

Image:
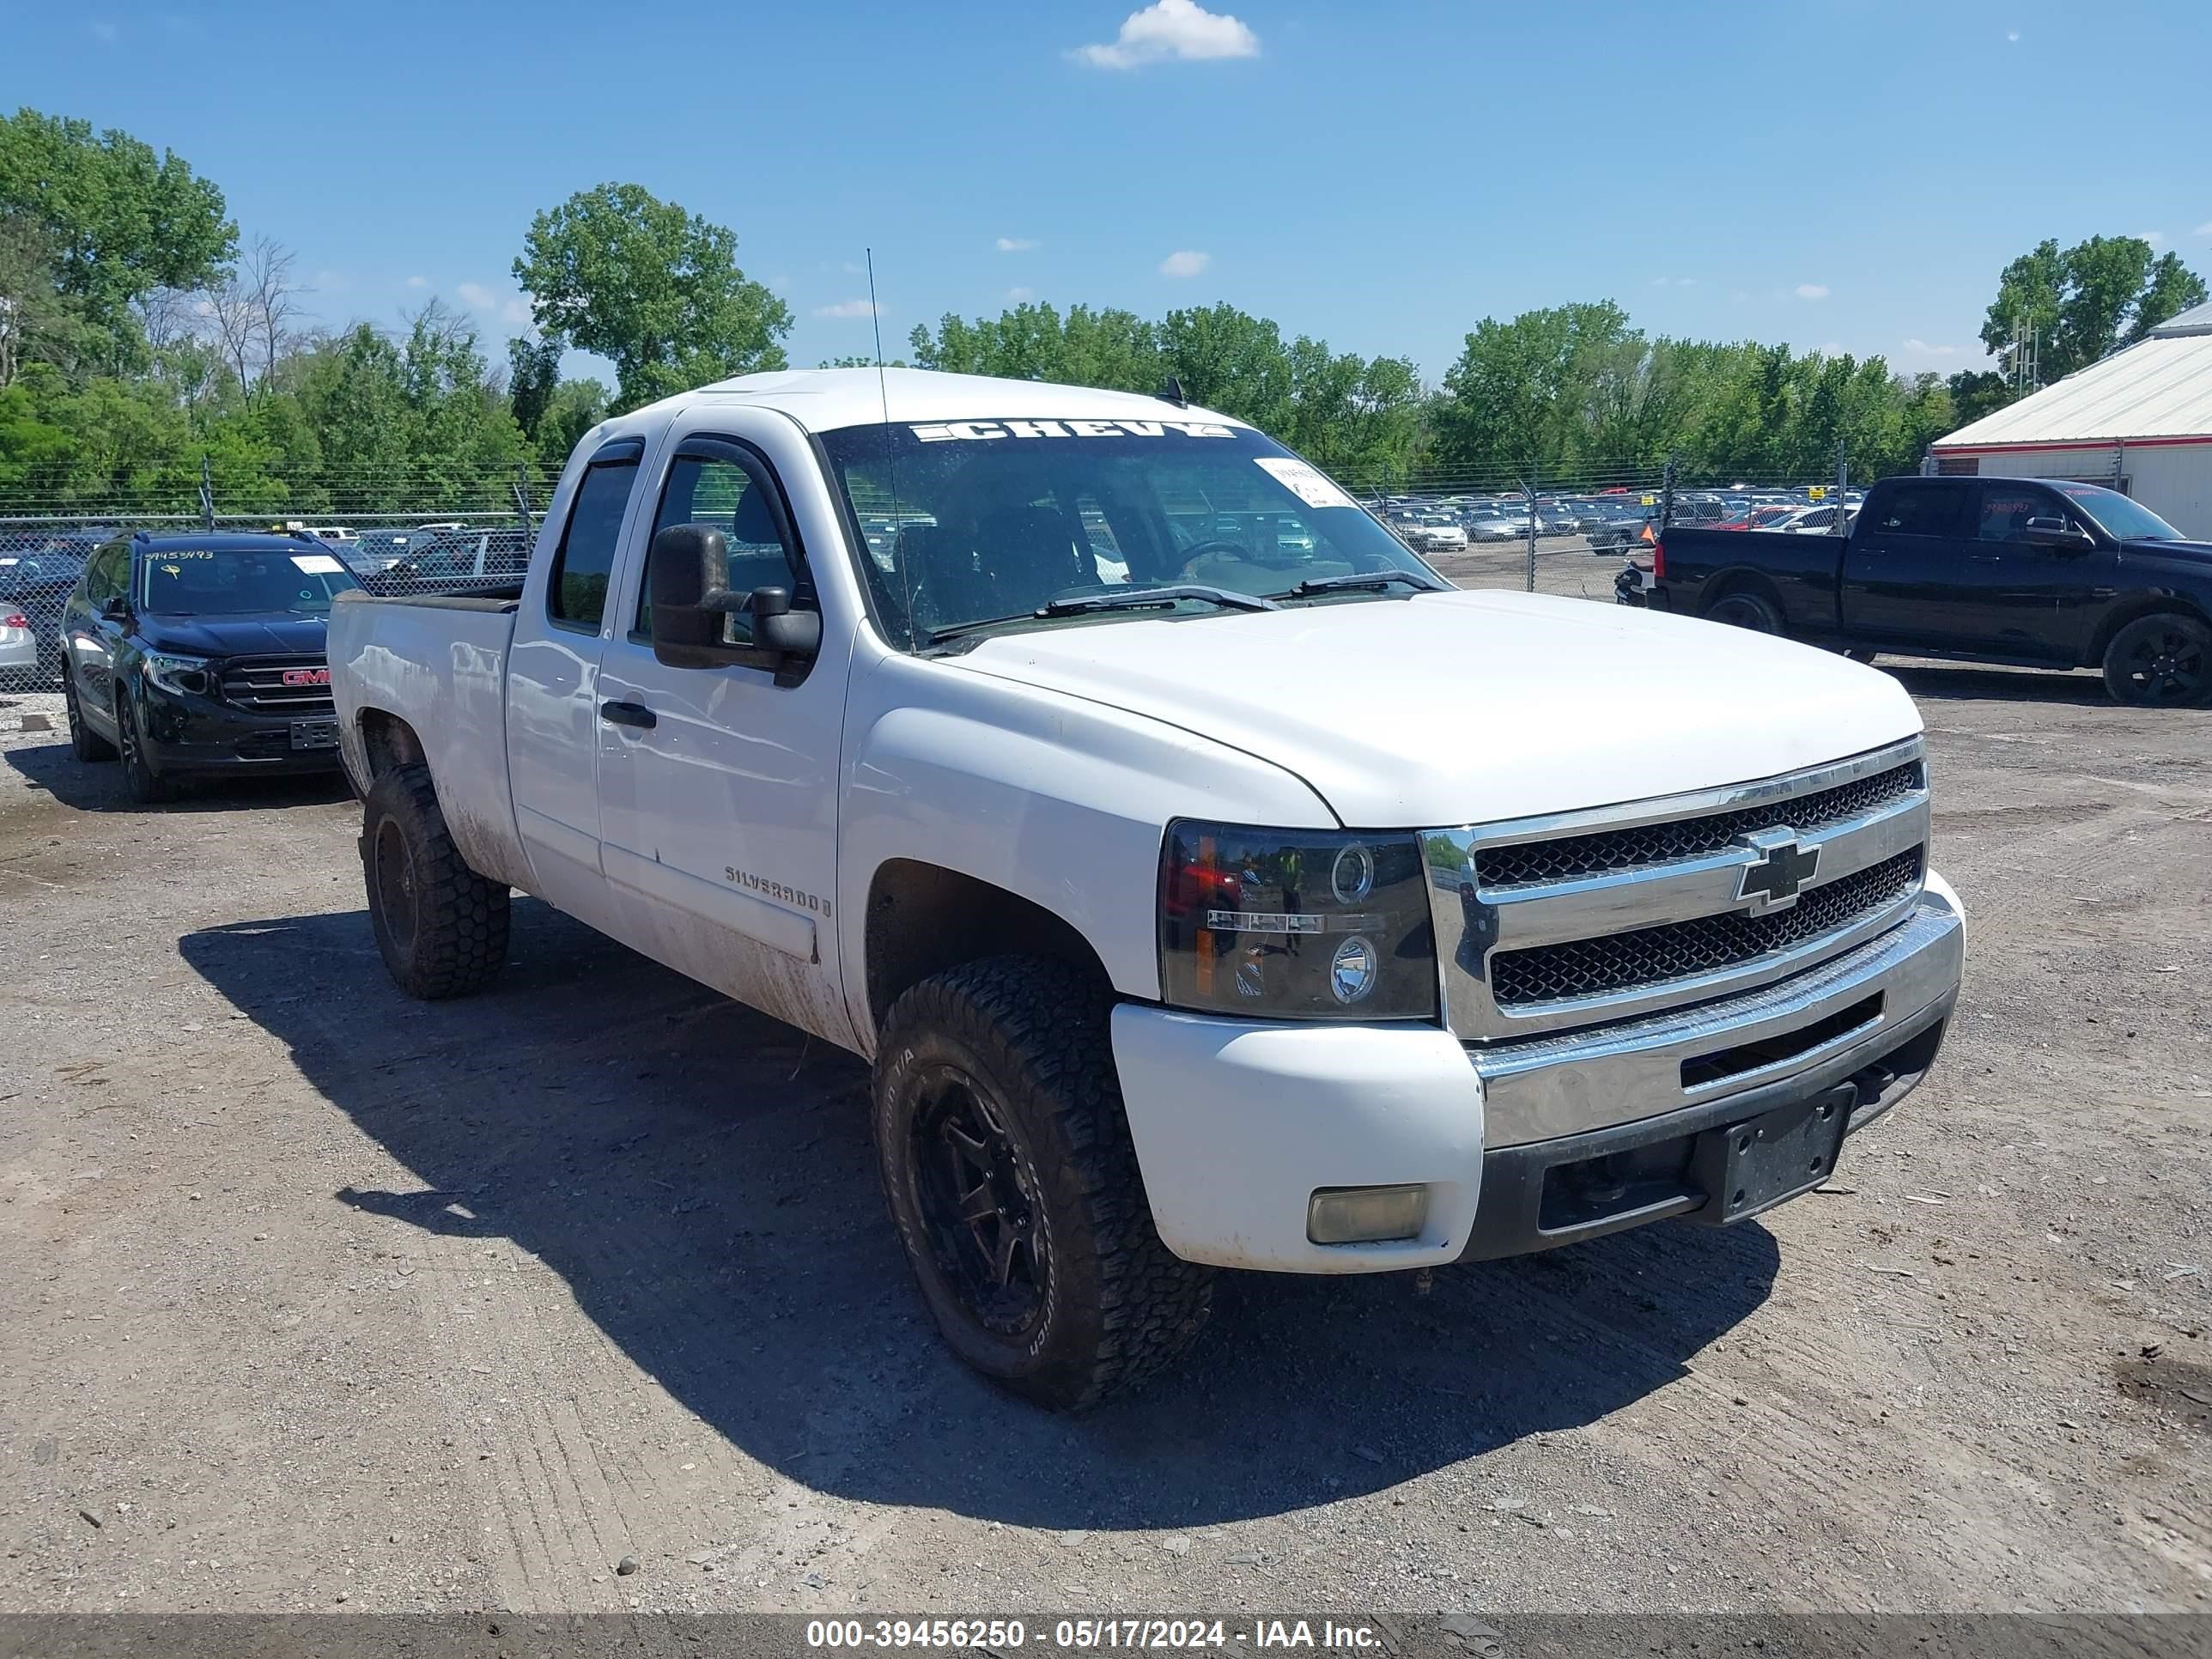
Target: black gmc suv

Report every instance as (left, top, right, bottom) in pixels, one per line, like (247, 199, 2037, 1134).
(59, 531, 363, 802)
(1623, 475, 2212, 705)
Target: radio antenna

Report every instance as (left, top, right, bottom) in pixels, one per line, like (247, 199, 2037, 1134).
(866, 248, 915, 646)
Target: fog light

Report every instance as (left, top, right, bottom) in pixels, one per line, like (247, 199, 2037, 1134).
(1306, 1184, 1429, 1245)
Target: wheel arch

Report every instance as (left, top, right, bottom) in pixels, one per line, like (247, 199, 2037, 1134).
(355, 708, 427, 780)
(862, 859, 1113, 1040)
(1698, 566, 1788, 617)
(2084, 592, 2212, 669)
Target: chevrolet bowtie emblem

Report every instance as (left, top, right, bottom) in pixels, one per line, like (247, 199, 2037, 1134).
(1735, 829, 1820, 914)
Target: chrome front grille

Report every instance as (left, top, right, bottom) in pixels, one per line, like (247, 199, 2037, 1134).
(217, 654, 333, 714)
(1474, 762, 1923, 889)
(1420, 738, 1930, 1041)
(1489, 847, 1923, 1007)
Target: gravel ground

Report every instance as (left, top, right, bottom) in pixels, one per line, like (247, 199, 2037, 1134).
(2, 544, 2209, 1618)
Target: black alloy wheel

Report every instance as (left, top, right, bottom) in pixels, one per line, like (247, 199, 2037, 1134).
(2103, 614, 2210, 706)
(908, 1065, 1049, 1339)
(370, 814, 420, 959)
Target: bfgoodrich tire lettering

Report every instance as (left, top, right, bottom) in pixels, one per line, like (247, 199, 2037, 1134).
(361, 763, 510, 999)
(872, 956, 1212, 1410)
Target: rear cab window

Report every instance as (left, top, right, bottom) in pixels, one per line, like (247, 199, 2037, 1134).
(1870, 483, 1969, 540)
(546, 440, 644, 630)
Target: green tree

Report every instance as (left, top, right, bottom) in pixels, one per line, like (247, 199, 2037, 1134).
(0, 107, 236, 374)
(513, 182, 790, 410)
(506, 333, 565, 442)
(1981, 234, 2208, 382)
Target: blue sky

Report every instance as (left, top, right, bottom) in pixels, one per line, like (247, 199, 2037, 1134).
(9, 0, 2209, 386)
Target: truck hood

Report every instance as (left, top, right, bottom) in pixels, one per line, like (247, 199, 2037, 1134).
(952, 589, 1922, 826)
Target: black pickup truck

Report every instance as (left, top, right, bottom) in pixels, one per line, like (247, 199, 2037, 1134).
(1624, 474, 2212, 705)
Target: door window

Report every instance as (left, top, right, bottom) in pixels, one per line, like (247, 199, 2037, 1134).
(1871, 483, 1966, 539)
(636, 447, 804, 648)
(89, 543, 130, 605)
(547, 458, 640, 629)
(1976, 485, 2057, 544)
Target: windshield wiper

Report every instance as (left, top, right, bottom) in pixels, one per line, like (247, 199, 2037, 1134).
(1040, 584, 1281, 617)
(1267, 570, 1443, 600)
(924, 584, 1279, 646)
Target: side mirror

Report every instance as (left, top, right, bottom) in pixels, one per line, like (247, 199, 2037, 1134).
(100, 594, 130, 621)
(2022, 516, 2094, 551)
(648, 525, 819, 669)
(748, 586, 822, 657)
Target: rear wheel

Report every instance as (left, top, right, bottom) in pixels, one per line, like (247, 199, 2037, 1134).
(1706, 590, 1784, 635)
(1839, 647, 1881, 665)
(361, 763, 510, 999)
(64, 674, 116, 762)
(872, 956, 1212, 1410)
(115, 693, 175, 803)
(2102, 613, 2209, 706)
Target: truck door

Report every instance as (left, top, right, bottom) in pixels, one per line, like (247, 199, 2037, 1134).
(1950, 482, 2113, 661)
(1837, 480, 1975, 649)
(503, 439, 645, 931)
(592, 423, 858, 1049)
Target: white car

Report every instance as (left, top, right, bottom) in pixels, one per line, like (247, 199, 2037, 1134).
(329, 368, 1965, 1408)
(0, 605, 35, 676)
(1401, 520, 1468, 552)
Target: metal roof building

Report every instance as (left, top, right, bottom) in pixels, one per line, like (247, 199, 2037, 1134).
(1929, 300, 2212, 538)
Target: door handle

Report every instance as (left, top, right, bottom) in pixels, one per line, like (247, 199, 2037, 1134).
(1966, 554, 2002, 563)
(599, 700, 656, 730)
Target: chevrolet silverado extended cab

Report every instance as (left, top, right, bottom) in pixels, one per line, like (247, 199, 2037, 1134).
(1628, 473, 2212, 705)
(329, 369, 1965, 1408)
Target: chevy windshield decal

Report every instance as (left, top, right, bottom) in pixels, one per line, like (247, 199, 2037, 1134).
(910, 418, 1235, 442)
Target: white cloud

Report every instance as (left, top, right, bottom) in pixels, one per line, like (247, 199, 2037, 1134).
(455, 282, 497, 311)
(1158, 249, 1211, 278)
(2136, 229, 2166, 246)
(90, 20, 118, 41)
(1075, 0, 1258, 70)
(1006, 286, 1036, 303)
(815, 299, 879, 319)
(311, 269, 347, 293)
(1795, 283, 1831, 301)
(2197, 222, 2212, 237)
(502, 297, 533, 325)
(996, 236, 1037, 252)
(2006, 28, 2021, 41)
(1730, 289, 1749, 303)
(766, 273, 791, 290)
(1903, 338, 1966, 357)
(405, 275, 428, 289)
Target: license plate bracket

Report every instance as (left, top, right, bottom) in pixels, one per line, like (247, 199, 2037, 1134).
(289, 718, 339, 751)
(1690, 1084, 1854, 1224)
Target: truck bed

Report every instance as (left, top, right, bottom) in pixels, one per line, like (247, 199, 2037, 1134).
(327, 590, 534, 892)
(1647, 526, 1844, 637)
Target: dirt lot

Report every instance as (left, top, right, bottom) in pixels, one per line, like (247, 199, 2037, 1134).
(2, 544, 2209, 1619)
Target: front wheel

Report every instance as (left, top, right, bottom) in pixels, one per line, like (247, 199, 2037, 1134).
(872, 956, 1212, 1410)
(361, 763, 511, 999)
(1707, 590, 1784, 635)
(2102, 613, 2210, 706)
(115, 693, 175, 803)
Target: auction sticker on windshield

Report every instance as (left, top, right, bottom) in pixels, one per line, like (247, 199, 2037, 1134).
(291, 554, 344, 574)
(1254, 456, 1357, 510)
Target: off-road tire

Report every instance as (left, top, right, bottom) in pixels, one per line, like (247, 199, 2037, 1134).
(64, 674, 116, 762)
(361, 763, 510, 1000)
(2101, 612, 2210, 707)
(1706, 589, 1784, 635)
(872, 956, 1212, 1410)
(115, 692, 175, 803)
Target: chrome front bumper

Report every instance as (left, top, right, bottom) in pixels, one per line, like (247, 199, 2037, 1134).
(1471, 888, 1964, 1149)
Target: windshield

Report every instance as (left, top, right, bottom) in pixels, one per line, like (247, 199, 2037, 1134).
(2053, 483, 2184, 542)
(137, 546, 362, 616)
(817, 418, 1443, 648)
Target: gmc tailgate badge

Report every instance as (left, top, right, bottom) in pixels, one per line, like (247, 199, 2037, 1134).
(1736, 830, 1820, 913)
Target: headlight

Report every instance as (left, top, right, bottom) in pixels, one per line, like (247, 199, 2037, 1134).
(142, 651, 213, 696)
(1158, 820, 1437, 1020)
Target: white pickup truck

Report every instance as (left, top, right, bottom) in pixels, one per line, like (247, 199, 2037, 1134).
(330, 368, 1965, 1408)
